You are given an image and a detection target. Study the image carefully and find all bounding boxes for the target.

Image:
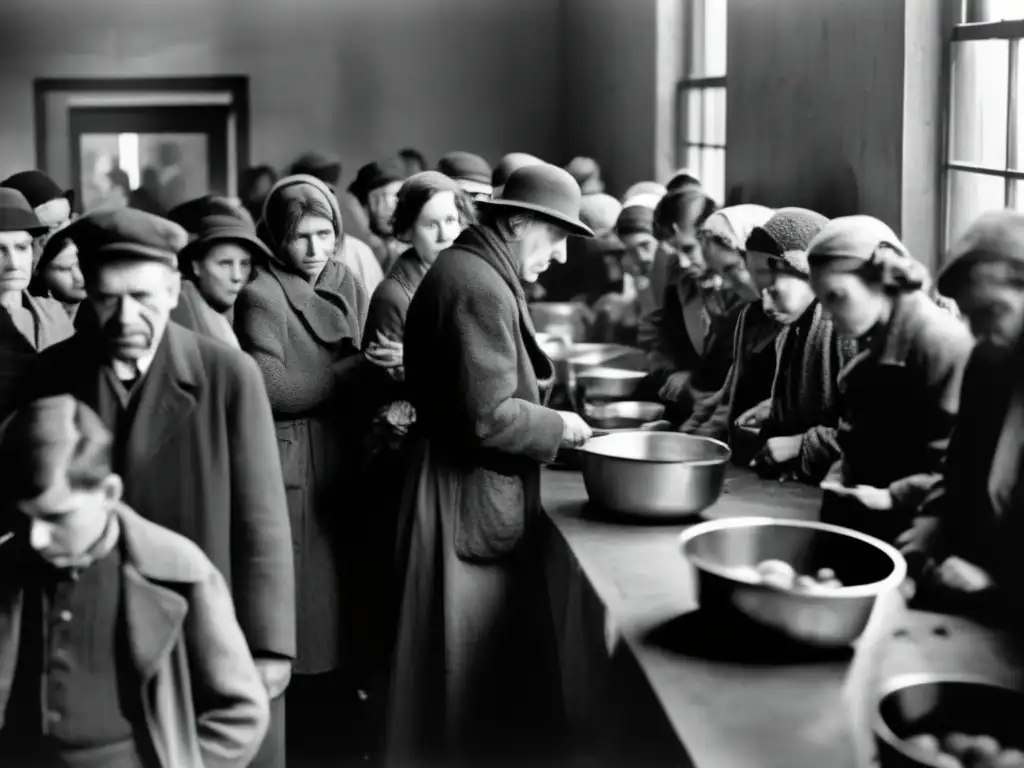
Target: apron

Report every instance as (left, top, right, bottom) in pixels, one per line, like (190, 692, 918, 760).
(844, 589, 1024, 766)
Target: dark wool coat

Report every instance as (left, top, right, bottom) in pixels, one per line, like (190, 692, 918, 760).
(234, 258, 368, 675)
(0, 293, 75, 423)
(822, 291, 974, 541)
(402, 224, 563, 562)
(16, 323, 296, 662)
(0, 504, 270, 768)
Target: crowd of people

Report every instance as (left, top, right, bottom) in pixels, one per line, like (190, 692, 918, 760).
(0, 144, 1021, 767)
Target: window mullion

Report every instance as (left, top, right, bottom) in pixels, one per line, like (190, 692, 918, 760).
(1007, 38, 1019, 207)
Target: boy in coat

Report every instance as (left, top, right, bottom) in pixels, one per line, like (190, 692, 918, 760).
(15, 207, 295, 767)
(0, 395, 269, 767)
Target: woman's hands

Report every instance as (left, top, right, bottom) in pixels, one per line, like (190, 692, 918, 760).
(819, 482, 894, 511)
(365, 331, 405, 381)
(659, 371, 691, 402)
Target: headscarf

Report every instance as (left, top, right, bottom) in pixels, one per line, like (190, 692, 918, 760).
(622, 181, 667, 203)
(938, 210, 1024, 298)
(621, 193, 662, 212)
(807, 215, 930, 292)
(579, 194, 623, 237)
(258, 174, 343, 270)
(698, 204, 774, 253)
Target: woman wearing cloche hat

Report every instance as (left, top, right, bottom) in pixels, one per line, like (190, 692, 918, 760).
(385, 163, 593, 765)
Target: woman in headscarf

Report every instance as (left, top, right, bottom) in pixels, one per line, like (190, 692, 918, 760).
(170, 196, 271, 348)
(676, 204, 783, 452)
(385, 164, 594, 766)
(28, 223, 86, 319)
(808, 215, 973, 546)
(234, 173, 369, 764)
(741, 208, 858, 483)
(355, 172, 476, 699)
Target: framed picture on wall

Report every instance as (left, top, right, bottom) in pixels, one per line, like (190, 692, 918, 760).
(34, 77, 249, 215)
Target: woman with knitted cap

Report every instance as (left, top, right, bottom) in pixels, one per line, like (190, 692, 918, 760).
(740, 208, 859, 483)
(806, 215, 974, 546)
(235, 173, 370, 764)
(675, 205, 784, 452)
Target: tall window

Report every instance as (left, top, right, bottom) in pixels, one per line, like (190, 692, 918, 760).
(946, 1, 1024, 246)
(677, 0, 727, 203)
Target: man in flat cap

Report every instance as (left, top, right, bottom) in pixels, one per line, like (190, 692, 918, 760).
(16, 206, 295, 768)
(0, 395, 270, 767)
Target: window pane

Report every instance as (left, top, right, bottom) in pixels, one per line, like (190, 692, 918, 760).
(703, 0, 727, 78)
(687, 88, 702, 144)
(703, 87, 727, 146)
(947, 170, 1007, 244)
(686, 146, 703, 179)
(687, 146, 726, 204)
(950, 40, 1009, 167)
(963, 0, 1024, 22)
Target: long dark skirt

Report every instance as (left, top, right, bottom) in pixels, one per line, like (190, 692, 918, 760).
(384, 438, 565, 767)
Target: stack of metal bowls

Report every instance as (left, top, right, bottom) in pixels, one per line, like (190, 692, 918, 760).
(873, 674, 1024, 768)
(679, 517, 908, 648)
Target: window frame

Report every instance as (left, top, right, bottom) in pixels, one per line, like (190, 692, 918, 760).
(945, 18, 1024, 248)
(675, 0, 727, 198)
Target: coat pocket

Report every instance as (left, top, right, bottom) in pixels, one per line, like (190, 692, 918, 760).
(454, 466, 526, 563)
(275, 421, 309, 490)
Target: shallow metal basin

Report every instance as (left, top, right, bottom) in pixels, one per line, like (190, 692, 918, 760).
(874, 674, 1024, 768)
(575, 366, 647, 400)
(578, 432, 730, 518)
(679, 517, 907, 648)
(584, 401, 665, 431)
(530, 302, 590, 343)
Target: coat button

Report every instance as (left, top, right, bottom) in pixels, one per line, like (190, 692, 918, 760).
(59, 610, 72, 622)
(47, 711, 62, 724)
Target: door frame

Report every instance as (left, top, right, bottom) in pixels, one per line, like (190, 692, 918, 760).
(34, 77, 249, 203)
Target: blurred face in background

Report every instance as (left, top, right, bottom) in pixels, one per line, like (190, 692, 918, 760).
(284, 215, 335, 281)
(42, 241, 86, 305)
(0, 230, 35, 295)
(86, 261, 181, 363)
(664, 225, 705, 277)
(704, 238, 758, 302)
(953, 262, 1024, 348)
(620, 233, 659, 278)
(367, 181, 403, 235)
(748, 250, 816, 324)
(193, 242, 253, 312)
(406, 191, 463, 266)
(811, 265, 888, 339)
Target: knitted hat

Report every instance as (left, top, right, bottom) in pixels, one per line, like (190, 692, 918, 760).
(176, 196, 274, 275)
(437, 151, 494, 197)
(348, 158, 406, 205)
(745, 207, 831, 276)
(939, 209, 1024, 298)
(62, 207, 188, 273)
(0, 188, 47, 235)
(746, 207, 830, 277)
(698, 204, 774, 252)
(579, 193, 623, 236)
(289, 151, 343, 187)
(1, 170, 74, 212)
(492, 153, 543, 189)
(615, 204, 655, 237)
(622, 181, 667, 203)
(564, 156, 605, 195)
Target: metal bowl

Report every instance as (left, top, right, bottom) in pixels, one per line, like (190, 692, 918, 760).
(679, 517, 907, 648)
(530, 302, 590, 343)
(874, 674, 1024, 768)
(584, 401, 665, 431)
(578, 432, 730, 518)
(575, 366, 647, 400)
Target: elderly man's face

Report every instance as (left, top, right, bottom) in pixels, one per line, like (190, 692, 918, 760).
(85, 261, 181, 363)
(0, 230, 35, 294)
(519, 221, 568, 283)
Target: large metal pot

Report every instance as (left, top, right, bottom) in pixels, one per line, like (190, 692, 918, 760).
(575, 366, 647, 400)
(583, 400, 665, 431)
(873, 674, 1024, 768)
(577, 432, 730, 517)
(679, 517, 907, 648)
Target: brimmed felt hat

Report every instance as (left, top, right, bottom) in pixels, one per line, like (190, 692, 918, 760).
(492, 153, 543, 188)
(61, 207, 188, 272)
(348, 159, 407, 204)
(0, 188, 48, 235)
(176, 198, 273, 272)
(1, 170, 74, 212)
(437, 151, 493, 196)
(477, 163, 594, 238)
(290, 151, 343, 187)
(564, 156, 605, 195)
